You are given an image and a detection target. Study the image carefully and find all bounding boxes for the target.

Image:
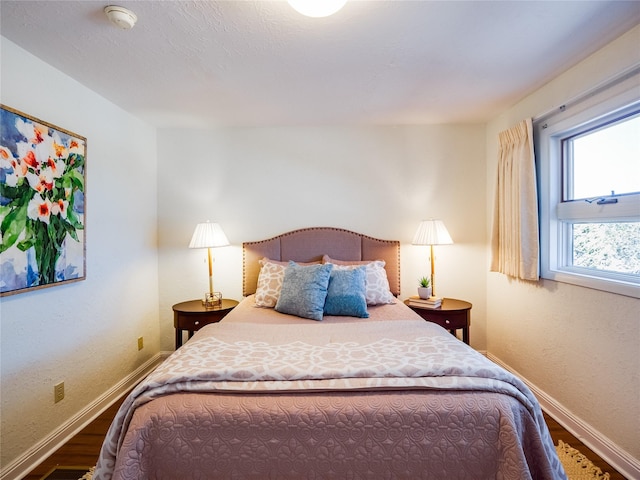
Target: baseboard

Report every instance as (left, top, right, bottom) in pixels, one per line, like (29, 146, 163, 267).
(1, 352, 168, 480)
(487, 352, 640, 480)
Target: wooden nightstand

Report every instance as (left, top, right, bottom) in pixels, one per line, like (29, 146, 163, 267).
(173, 299, 239, 349)
(404, 298, 472, 345)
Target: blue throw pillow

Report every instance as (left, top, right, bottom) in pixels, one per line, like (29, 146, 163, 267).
(275, 262, 334, 321)
(324, 266, 369, 318)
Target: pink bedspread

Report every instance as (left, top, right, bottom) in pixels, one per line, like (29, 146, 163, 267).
(95, 300, 566, 479)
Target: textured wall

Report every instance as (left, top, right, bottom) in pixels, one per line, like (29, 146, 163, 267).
(0, 39, 160, 470)
(485, 25, 640, 461)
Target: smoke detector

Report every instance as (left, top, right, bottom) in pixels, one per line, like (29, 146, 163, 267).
(104, 5, 137, 30)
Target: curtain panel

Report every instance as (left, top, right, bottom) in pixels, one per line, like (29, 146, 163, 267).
(490, 118, 540, 281)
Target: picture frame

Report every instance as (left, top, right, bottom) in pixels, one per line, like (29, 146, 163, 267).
(0, 105, 86, 296)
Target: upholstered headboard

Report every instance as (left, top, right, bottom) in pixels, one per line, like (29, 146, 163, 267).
(242, 227, 400, 297)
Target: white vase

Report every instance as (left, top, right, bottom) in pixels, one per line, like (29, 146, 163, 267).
(417, 286, 432, 299)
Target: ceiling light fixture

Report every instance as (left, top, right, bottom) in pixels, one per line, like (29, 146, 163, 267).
(104, 5, 138, 30)
(287, 0, 347, 18)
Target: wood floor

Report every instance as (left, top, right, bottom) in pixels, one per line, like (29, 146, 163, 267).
(22, 397, 126, 480)
(542, 412, 627, 480)
(23, 398, 627, 479)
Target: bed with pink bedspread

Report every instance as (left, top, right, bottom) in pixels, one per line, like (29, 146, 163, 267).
(95, 227, 566, 480)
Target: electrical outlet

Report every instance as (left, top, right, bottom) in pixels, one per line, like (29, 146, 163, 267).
(137, 336, 144, 350)
(54, 382, 64, 403)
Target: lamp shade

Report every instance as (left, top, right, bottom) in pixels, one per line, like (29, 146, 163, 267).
(412, 220, 453, 246)
(189, 222, 229, 249)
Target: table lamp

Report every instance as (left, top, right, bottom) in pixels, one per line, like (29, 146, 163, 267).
(189, 221, 229, 307)
(412, 219, 453, 297)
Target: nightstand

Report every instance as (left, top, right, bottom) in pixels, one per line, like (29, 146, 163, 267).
(173, 298, 239, 349)
(404, 298, 472, 345)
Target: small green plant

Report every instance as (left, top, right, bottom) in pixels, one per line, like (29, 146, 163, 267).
(418, 276, 430, 288)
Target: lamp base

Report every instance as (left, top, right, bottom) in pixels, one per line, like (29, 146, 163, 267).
(203, 292, 222, 308)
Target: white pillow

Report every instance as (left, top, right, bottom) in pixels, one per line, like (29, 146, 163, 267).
(254, 259, 286, 307)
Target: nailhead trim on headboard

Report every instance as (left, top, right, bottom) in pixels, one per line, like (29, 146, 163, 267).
(242, 227, 400, 297)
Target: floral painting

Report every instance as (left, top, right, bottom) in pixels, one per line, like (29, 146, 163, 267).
(0, 105, 86, 296)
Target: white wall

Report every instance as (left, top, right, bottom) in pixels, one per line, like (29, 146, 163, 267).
(0, 39, 160, 471)
(485, 25, 640, 463)
(156, 125, 487, 351)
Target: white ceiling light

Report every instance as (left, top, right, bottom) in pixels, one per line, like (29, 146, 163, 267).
(104, 5, 137, 30)
(287, 0, 347, 18)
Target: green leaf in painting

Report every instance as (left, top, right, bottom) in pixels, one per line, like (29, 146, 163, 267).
(67, 153, 85, 172)
(0, 183, 23, 200)
(16, 221, 36, 252)
(0, 204, 27, 253)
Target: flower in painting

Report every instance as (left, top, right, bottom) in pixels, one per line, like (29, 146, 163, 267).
(0, 146, 22, 187)
(68, 140, 82, 156)
(26, 168, 54, 193)
(27, 193, 52, 224)
(47, 156, 66, 178)
(0, 108, 86, 291)
(51, 198, 68, 219)
(0, 146, 12, 164)
(15, 118, 46, 146)
(20, 149, 40, 169)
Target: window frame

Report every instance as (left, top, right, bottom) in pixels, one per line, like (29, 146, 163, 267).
(535, 70, 640, 298)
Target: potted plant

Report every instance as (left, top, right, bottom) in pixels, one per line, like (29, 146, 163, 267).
(418, 276, 432, 299)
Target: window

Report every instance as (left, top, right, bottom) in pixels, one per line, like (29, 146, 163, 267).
(535, 67, 640, 298)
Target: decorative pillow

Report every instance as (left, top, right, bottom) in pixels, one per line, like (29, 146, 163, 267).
(275, 262, 334, 321)
(323, 255, 394, 305)
(324, 266, 369, 318)
(255, 257, 324, 308)
(254, 259, 286, 307)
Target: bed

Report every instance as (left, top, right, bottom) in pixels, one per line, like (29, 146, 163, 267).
(95, 227, 566, 480)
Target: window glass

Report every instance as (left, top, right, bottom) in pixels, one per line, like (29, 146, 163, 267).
(564, 113, 640, 201)
(572, 222, 640, 275)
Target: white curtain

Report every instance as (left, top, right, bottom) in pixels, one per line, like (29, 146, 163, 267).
(490, 118, 539, 281)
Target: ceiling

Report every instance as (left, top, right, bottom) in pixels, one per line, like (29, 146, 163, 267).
(2, 1, 639, 128)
